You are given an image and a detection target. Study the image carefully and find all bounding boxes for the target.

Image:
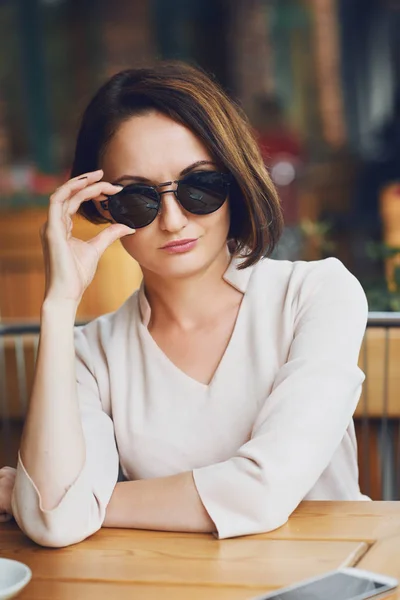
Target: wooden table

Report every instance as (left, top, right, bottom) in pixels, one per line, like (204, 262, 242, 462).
(2, 502, 400, 599)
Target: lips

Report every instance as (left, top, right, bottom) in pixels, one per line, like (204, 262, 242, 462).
(161, 238, 197, 249)
(160, 238, 199, 254)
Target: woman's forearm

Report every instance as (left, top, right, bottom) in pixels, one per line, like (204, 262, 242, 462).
(103, 471, 215, 533)
(19, 299, 86, 510)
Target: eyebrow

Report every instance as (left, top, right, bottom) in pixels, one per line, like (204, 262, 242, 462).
(112, 160, 218, 185)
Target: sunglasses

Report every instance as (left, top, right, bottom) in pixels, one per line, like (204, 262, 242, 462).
(100, 170, 232, 229)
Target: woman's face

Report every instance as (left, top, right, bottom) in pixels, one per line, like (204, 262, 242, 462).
(97, 111, 230, 280)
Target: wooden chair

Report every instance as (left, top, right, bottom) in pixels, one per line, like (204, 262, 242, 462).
(355, 313, 400, 499)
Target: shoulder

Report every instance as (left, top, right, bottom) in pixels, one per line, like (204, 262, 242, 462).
(291, 257, 367, 307)
(249, 256, 368, 320)
(252, 256, 366, 298)
(251, 255, 357, 282)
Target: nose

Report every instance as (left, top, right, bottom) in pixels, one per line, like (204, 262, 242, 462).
(158, 190, 188, 233)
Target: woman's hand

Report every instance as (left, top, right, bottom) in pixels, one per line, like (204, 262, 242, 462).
(42, 169, 135, 306)
(0, 467, 16, 522)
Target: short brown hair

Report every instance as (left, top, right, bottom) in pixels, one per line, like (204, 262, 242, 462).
(71, 61, 283, 268)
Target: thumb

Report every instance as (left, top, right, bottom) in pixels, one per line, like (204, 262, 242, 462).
(88, 223, 135, 256)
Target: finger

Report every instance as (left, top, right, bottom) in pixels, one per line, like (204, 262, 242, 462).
(46, 182, 120, 242)
(66, 182, 123, 217)
(48, 170, 104, 223)
(65, 215, 73, 239)
(50, 169, 104, 206)
(69, 168, 104, 183)
(88, 223, 135, 256)
(0, 469, 15, 479)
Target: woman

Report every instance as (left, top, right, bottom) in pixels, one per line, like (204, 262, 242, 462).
(0, 63, 368, 547)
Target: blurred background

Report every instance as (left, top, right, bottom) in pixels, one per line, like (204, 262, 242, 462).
(1, 0, 400, 317)
(1, 0, 400, 499)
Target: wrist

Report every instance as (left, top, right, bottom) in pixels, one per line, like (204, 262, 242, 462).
(41, 297, 78, 323)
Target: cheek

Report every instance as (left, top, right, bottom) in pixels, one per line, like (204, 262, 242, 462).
(120, 227, 154, 259)
(189, 204, 230, 239)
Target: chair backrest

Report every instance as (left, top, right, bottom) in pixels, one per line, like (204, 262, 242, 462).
(0, 324, 40, 466)
(355, 312, 400, 500)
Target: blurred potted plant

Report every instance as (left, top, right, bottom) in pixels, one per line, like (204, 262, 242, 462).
(365, 242, 400, 311)
(272, 219, 335, 262)
(359, 182, 400, 311)
(299, 219, 335, 262)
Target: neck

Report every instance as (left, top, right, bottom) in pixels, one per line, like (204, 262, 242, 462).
(142, 246, 239, 331)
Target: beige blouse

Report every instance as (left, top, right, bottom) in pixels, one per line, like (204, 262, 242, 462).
(12, 256, 369, 547)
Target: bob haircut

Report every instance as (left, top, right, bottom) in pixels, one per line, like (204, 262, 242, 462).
(72, 61, 283, 268)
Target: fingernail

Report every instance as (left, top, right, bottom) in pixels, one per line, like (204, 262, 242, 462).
(112, 184, 124, 189)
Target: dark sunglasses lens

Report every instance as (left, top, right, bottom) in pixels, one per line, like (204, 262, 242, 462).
(178, 172, 229, 215)
(109, 186, 160, 228)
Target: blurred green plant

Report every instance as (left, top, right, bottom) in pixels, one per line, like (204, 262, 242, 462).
(364, 241, 400, 311)
(271, 218, 335, 262)
(299, 218, 335, 259)
(367, 242, 400, 261)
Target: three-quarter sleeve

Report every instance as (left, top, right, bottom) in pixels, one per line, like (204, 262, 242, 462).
(193, 258, 368, 539)
(11, 327, 119, 547)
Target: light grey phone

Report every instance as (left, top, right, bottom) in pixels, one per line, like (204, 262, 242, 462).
(252, 567, 398, 600)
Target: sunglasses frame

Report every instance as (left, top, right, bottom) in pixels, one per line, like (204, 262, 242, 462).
(99, 170, 233, 229)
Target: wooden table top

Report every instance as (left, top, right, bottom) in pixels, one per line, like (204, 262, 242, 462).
(1, 501, 400, 600)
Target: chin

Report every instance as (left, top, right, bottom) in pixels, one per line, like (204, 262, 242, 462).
(156, 251, 210, 280)
(141, 243, 227, 281)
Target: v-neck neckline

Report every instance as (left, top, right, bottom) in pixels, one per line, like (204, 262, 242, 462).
(137, 257, 254, 391)
(139, 289, 249, 391)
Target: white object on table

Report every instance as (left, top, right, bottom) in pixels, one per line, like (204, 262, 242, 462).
(0, 559, 31, 600)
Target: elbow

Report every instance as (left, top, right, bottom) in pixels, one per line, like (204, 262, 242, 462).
(216, 504, 290, 540)
(12, 459, 104, 548)
(19, 525, 84, 549)
(249, 502, 291, 537)
(239, 477, 305, 537)
(254, 504, 290, 535)
(215, 490, 293, 540)
(194, 461, 296, 540)
(235, 466, 297, 536)
(14, 512, 98, 548)
(12, 489, 100, 548)
(13, 504, 95, 548)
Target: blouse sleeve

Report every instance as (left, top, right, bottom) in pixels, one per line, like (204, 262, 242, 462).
(11, 327, 119, 547)
(192, 258, 368, 539)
